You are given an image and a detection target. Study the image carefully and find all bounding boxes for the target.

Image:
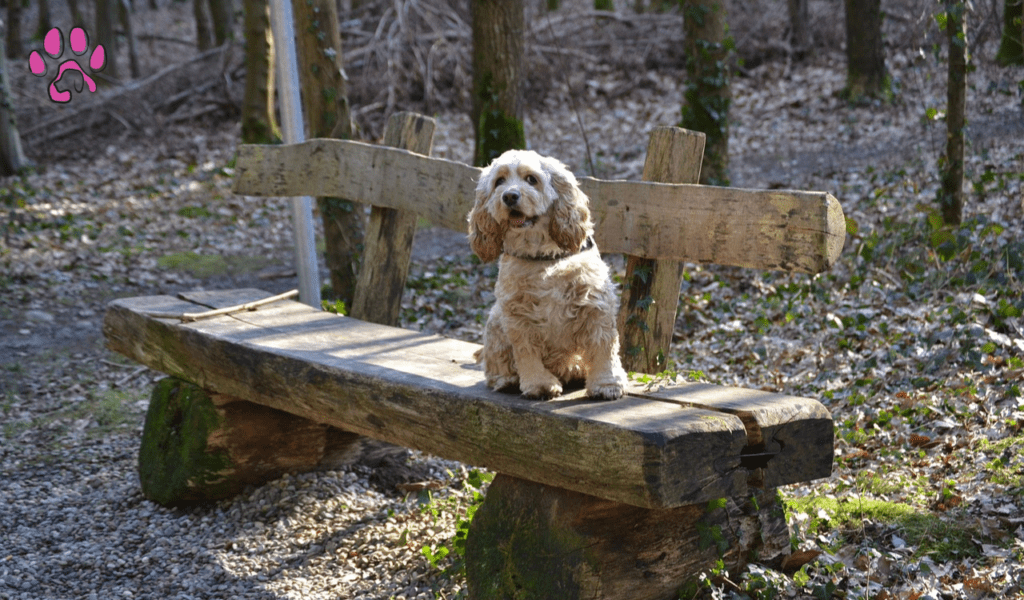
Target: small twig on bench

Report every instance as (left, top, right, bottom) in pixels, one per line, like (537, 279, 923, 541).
(143, 289, 300, 322)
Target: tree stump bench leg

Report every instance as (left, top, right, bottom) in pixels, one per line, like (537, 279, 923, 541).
(466, 474, 790, 600)
(138, 377, 364, 506)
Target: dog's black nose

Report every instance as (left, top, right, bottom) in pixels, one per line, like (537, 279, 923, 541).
(502, 191, 519, 207)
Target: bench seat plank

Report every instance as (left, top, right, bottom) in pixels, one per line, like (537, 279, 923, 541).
(105, 289, 832, 509)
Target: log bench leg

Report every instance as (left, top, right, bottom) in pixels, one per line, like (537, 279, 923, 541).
(138, 377, 363, 506)
(465, 474, 791, 600)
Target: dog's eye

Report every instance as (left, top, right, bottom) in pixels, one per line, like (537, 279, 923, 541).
(494, 176, 506, 188)
(526, 174, 539, 186)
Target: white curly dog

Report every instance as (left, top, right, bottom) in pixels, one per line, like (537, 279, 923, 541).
(468, 150, 628, 400)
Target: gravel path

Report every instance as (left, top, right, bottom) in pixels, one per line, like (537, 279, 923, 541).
(1, 359, 477, 600)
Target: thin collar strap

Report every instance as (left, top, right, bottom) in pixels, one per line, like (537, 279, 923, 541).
(505, 236, 596, 261)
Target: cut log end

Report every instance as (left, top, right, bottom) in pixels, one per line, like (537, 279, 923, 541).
(823, 192, 847, 271)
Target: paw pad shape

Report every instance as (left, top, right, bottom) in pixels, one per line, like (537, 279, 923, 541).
(28, 27, 106, 104)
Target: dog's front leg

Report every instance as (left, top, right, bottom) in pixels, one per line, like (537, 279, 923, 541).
(583, 333, 628, 401)
(505, 325, 562, 399)
(481, 308, 520, 392)
(513, 345, 563, 398)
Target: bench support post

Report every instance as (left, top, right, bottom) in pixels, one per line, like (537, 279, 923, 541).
(466, 474, 790, 600)
(138, 377, 362, 506)
(350, 112, 436, 325)
(618, 127, 705, 374)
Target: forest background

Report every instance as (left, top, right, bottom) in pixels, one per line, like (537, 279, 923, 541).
(1, 0, 1024, 598)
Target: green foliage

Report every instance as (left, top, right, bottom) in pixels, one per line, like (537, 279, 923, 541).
(419, 469, 495, 579)
(785, 496, 983, 561)
(321, 299, 347, 315)
(176, 205, 215, 219)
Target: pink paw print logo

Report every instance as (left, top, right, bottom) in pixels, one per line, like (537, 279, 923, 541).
(28, 27, 106, 104)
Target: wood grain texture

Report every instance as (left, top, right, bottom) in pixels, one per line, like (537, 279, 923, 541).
(633, 381, 834, 490)
(466, 474, 790, 600)
(619, 127, 704, 374)
(350, 113, 436, 325)
(232, 139, 846, 273)
(105, 289, 834, 509)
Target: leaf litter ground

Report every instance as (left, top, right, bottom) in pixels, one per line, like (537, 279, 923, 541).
(3, 11, 1024, 600)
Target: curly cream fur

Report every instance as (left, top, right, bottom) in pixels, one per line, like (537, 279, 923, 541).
(467, 150, 627, 400)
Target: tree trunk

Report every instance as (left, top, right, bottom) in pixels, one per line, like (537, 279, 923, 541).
(995, 0, 1023, 65)
(0, 40, 27, 176)
(194, 0, 214, 50)
(67, 0, 86, 29)
(291, 0, 362, 306)
(471, 0, 526, 167)
(95, 0, 120, 80)
(787, 0, 810, 60)
(35, 0, 52, 41)
(208, 0, 234, 44)
(939, 1, 967, 226)
(6, 0, 23, 59)
(843, 0, 887, 99)
(681, 0, 730, 186)
(595, 0, 614, 9)
(120, 0, 140, 79)
(242, 0, 278, 144)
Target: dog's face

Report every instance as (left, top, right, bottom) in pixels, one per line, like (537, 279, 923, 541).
(468, 150, 592, 262)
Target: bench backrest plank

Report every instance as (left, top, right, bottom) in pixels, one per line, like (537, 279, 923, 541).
(104, 289, 833, 510)
(232, 138, 845, 274)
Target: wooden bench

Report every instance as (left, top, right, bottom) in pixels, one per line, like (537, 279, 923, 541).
(104, 112, 845, 600)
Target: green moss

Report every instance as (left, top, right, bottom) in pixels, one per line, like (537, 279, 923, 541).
(474, 73, 526, 167)
(786, 496, 981, 561)
(156, 252, 269, 279)
(138, 377, 235, 506)
(467, 483, 599, 600)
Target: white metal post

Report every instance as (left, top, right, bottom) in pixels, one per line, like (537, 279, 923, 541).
(269, 0, 321, 308)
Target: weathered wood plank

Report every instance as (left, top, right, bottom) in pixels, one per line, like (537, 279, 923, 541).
(635, 382, 834, 490)
(232, 139, 845, 273)
(619, 127, 704, 374)
(350, 113, 435, 325)
(104, 289, 833, 508)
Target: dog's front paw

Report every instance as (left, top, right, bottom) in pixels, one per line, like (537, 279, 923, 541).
(587, 381, 624, 400)
(520, 377, 563, 400)
(487, 374, 520, 392)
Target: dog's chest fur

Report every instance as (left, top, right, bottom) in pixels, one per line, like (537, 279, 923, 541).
(494, 252, 617, 329)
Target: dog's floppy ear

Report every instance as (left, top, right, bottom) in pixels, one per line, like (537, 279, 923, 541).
(544, 158, 593, 252)
(468, 168, 505, 263)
